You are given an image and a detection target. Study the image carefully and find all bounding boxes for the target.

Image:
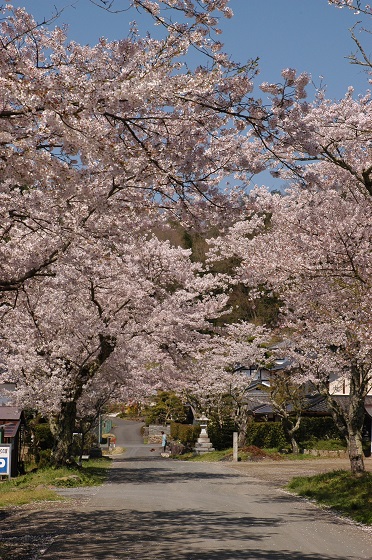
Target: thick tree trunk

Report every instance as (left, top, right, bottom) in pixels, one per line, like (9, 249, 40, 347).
(237, 413, 249, 447)
(346, 368, 367, 475)
(324, 364, 366, 475)
(49, 334, 116, 467)
(51, 400, 77, 466)
(347, 430, 365, 475)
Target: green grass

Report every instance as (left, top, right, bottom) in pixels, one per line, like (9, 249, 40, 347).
(302, 439, 347, 451)
(0, 457, 111, 508)
(177, 446, 319, 462)
(179, 449, 234, 461)
(287, 470, 372, 525)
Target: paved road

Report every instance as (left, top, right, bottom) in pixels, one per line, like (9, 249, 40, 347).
(3, 418, 372, 559)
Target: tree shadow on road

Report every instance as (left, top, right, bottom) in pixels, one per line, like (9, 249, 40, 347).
(0, 506, 358, 560)
(107, 463, 242, 485)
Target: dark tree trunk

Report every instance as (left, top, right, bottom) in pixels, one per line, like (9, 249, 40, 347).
(50, 334, 116, 467)
(324, 365, 367, 475)
(347, 430, 365, 475)
(51, 400, 77, 466)
(347, 368, 367, 475)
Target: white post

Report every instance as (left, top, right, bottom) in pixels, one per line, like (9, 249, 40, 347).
(233, 432, 238, 462)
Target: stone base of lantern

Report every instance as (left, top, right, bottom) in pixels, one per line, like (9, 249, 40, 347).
(194, 433, 215, 455)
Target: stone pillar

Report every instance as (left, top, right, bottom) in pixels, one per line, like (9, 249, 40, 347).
(233, 432, 238, 462)
(194, 413, 215, 455)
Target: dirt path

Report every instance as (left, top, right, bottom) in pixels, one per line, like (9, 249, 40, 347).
(224, 456, 372, 487)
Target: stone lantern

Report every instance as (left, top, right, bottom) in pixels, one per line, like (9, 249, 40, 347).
(194, 413, 215, 455)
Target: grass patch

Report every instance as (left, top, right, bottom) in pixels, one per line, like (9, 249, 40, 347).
(287, 470, 372, 525)
(0, 457, 111, 508)
(0, 486, 60, 508)
(302, 439, 347, 451)
(198, 449, 234, 461)
(177, 446, 326, 462)
(177, 446, 284, 462)
(178, 449, 232, 461)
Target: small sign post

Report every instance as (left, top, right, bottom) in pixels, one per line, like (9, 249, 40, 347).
(0, 444, 12, 479)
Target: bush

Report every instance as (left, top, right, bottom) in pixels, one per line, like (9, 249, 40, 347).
(32, 422, 54, 450)
(245, 417, 347, 452)
(245, 422, 287, 450)
(296, 417, 344, 445)
(36, 449, 53, 468)
(144, 391, 189, 425)
(208, 418, 237, 451)
(170, 423, 200, 449)
(31, 422, 55, 466)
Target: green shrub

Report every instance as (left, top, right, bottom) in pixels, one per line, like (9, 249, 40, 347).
(37, 449, 52, 468)
(31, 422, 55, 466)
(245, 422, 287, 450)
(245, 417, 346, 452)
(296, 417, 344, 445)
(32, 422, 54, 450)
(170, 423, 200, 448)
(145, 391, 189, 425)
(208, 418, 237, 451)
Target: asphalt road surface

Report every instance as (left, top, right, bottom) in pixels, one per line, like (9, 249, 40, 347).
(3, 418, 372, 559)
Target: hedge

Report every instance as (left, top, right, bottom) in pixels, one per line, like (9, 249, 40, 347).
(245, 422, 287, 449)
(245, 416, 344, 450)
(208, 418, 237, 451)
(170, 422, 200, 448)
(296, 416, 344, 445)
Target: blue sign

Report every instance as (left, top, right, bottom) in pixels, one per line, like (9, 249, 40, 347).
(0, 457, 8, 474)
(0, 445, 11, 476)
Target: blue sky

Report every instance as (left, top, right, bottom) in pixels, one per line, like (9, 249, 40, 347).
(11, 0, 370, 100)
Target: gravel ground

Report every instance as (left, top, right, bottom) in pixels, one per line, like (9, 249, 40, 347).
(224, 456, 372, 487)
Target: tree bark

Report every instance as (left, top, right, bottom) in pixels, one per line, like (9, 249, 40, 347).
(282, 416, 301, 454)
(289, 434, 300, 455)
(347, 429, 365, 475)
(323, 365, 367, 475)
(50, 334, 116, 466)
(51, 400, 77, 466)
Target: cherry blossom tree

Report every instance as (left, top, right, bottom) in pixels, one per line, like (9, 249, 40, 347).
(2, 234, 229, 464)
(3, 0, 371, 471)
(0, 3, 266, 464)
(0, 3, 265, 301)
(183, 322, 269, 446)
(268, 371, 307, 455)
(0, 2, 313, 316)
(208, 88, 372, 473)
